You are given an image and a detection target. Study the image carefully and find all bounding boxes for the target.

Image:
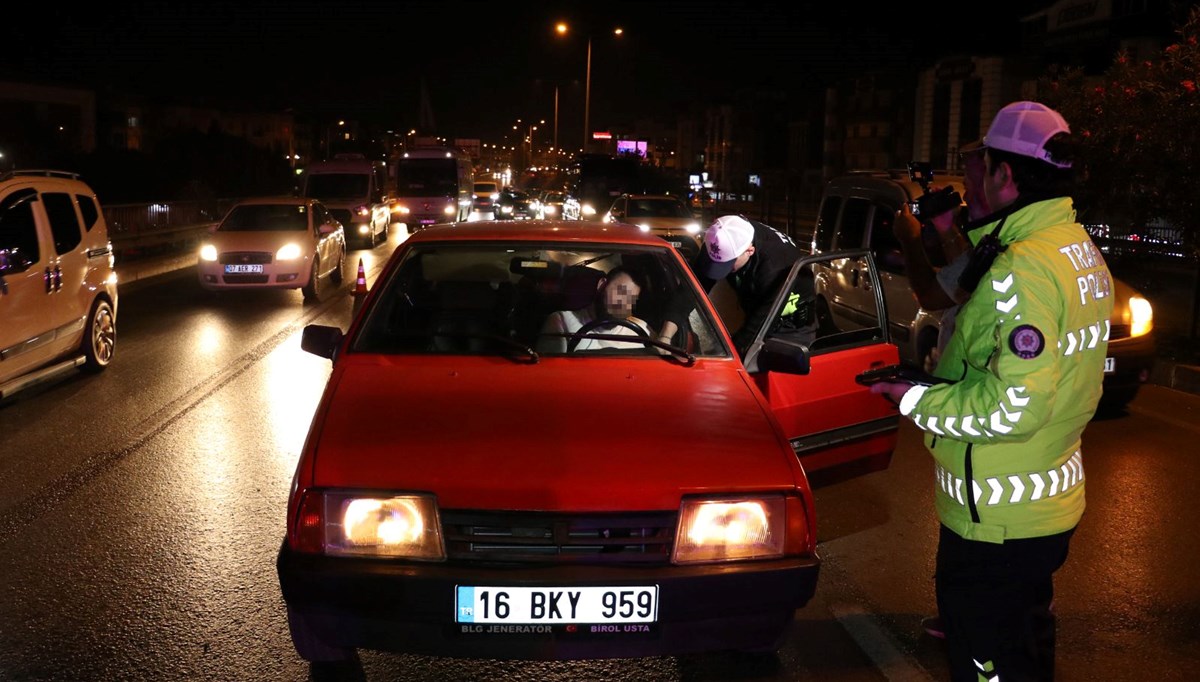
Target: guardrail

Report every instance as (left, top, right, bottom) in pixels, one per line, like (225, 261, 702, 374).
(104, 199, 238, 259)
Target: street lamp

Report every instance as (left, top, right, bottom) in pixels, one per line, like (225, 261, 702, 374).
(556, 22, 623, 153)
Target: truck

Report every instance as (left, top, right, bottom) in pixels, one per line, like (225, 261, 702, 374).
(390, 146, 474, 230)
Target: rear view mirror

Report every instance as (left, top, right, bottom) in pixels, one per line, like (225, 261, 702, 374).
(301, 324, 344, 360)
(755, 337, 811, 375)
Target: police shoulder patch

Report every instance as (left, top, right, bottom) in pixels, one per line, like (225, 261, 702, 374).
(1008, 324, 1045, 359)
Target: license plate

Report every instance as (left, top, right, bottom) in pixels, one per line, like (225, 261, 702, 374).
(455, 585, 658, 624)
(1105, 357, 1115, 373)
(224, 264, 263, 274)
(668, 240, 683, 248)
(420, 219, 436, 224)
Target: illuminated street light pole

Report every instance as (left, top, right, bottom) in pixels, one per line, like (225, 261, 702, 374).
(557, 23, 622, 154)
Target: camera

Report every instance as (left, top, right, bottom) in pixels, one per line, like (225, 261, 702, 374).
(907, 162, 962, 219)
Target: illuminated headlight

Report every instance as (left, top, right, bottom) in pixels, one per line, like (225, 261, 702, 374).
(356, 205, 370, 217)
(685, 222, 701, 234)
(443, 204, 456, 215)
(638, 223, 651, 232)
(321, 492, 444, 559)
(543, 205, 557, 215)
(358, 225, 370, 234)
(396, 205, 410, 215)
(672, 496, 786, 564)
(501, 205, 513, 214)
(582, 203, 597, 216)
(199, 244, 218, 262)
(490, 193, 500, 201)
(276, 243, 302, 261)
(1125, 295, 1154, 337)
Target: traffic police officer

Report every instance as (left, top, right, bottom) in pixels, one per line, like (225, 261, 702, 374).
(870, 101, 1113, 681)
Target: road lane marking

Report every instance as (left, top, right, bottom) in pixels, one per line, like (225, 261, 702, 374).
(830, 603, 934, 682)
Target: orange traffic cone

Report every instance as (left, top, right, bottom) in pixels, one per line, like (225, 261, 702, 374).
(353, 258, 368, 296)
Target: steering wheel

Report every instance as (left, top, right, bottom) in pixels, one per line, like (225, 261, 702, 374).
(567, 317, 650, 352)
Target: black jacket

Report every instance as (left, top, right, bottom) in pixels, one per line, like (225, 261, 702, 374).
(694, 219, 802, 353)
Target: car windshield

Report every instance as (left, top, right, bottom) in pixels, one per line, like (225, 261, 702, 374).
(219, 204, 308, 232)
(543, 192, 565, 203)
(353, 242, 728, 358)
(628, 199, 692, 219)
(474, 183, 498, 194)
(305, 173, 368, 200)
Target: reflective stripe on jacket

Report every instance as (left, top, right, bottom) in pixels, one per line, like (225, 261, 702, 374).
(898, 197, 1113, 543)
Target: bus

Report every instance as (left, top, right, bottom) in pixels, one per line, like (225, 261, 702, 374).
(390, 147, 474, 230)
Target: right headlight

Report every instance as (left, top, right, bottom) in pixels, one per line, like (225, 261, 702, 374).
(672, 495, 787, 564)
(199, 244, 218, 262)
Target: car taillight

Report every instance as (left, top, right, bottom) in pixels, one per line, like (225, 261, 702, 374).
(292, 490, 325, 554)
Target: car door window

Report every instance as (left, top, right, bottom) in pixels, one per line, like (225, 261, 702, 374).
(868, 201, 905, 274)
(813, 196, 841, 252)
(76, 195, 101, 232)
(0, 189, 40, 271)
(835, 198, 870, 250)
(42, 192, 83, 255)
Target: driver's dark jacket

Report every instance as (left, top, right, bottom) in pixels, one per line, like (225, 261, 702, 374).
(695, 219, 801, 353)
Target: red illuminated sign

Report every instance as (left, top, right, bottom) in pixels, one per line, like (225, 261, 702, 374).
(592, 131, 612, 140)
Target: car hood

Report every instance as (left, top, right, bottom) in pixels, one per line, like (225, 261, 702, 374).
(310, 357, 798, 510)
(210, 230, 311, 250)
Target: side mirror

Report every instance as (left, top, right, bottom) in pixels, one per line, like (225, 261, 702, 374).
(301, 324, 344, 360)
(754, 336, 811, 375)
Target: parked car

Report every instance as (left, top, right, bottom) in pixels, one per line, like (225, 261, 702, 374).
(604, 193, 704, 262)
(197, 197, 346, 301)
(276, 221, 900, 663)
(812, 170, 1155, 412)
(0, 170, 118, 401)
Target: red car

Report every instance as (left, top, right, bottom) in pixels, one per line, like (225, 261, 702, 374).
(276, 221, 899, 663)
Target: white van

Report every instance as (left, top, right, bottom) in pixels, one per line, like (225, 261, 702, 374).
(0, 170, 118, 400)
(300, 155, 391, 247)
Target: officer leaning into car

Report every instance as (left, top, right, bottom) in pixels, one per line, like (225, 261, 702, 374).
(685, 214, 813, 354)
(869, 101, 1114, 681)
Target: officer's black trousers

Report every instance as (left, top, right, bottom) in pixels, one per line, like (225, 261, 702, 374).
(935, 524, 1074, 682)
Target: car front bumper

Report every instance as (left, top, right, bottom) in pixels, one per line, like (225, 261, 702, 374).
(277, 542, 818, 659)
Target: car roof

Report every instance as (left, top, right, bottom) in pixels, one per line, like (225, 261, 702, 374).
(231, 196, 314, 207)
(825, 170, 965, 202)
(405, 220, 673, 248)
(623, 194, 685, 201)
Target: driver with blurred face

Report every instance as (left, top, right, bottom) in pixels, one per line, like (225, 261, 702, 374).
(537, 266, 652, 352)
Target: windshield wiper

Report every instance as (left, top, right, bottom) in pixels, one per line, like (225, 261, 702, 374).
(429, 331, 540, 363)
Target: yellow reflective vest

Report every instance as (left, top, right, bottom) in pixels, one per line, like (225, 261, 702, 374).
(898, 197, 1114, 543)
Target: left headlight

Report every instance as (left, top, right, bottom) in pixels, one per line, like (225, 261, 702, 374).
(672, 496, 786, 564)
(199, 243, 218, 262)
(300, 491, 445, 560)
(685, 222, 701, 234)
(1125, 295, 1153, 338)
(276, 243, 303, 261)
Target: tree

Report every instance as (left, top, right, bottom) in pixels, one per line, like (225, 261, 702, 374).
(1038, 6, 1200, 251)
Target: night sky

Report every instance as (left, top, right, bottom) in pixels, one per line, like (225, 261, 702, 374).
(4, 1, 1052, 145)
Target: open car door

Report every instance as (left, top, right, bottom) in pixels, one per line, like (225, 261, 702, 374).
(741, 250, 900, 486)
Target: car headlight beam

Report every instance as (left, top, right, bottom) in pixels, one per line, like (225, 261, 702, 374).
(322, 492, 445, 560)
(199, 243, 218, 262)
(672, 496, 786, 564)
(276, 243, 303, 261)
(1126, 295, 1153, 337)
